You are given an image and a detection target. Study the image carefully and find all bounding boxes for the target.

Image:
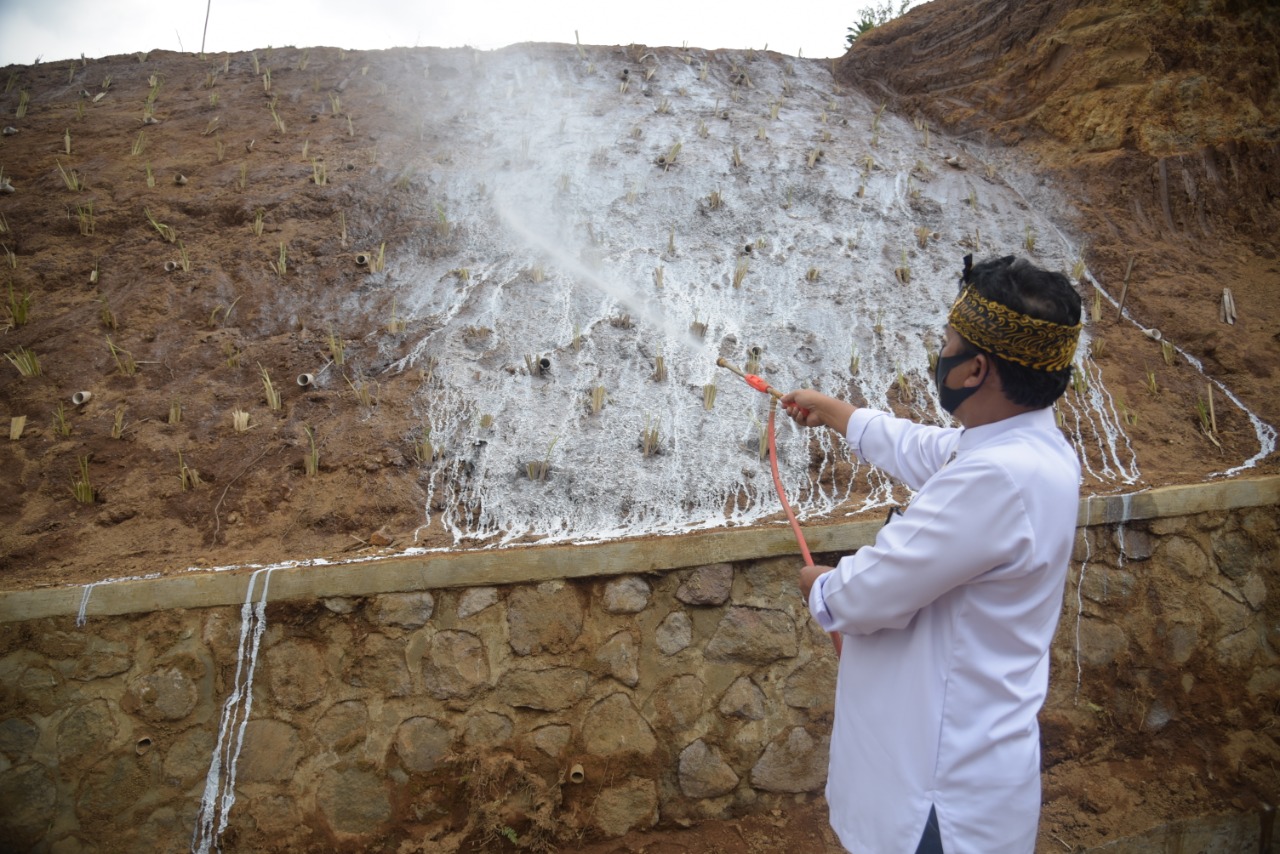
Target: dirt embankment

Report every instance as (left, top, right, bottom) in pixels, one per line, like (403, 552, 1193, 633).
(839, 0, 1280, 447)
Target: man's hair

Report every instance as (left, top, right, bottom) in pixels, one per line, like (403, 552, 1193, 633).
(959, 256, 1083, 409)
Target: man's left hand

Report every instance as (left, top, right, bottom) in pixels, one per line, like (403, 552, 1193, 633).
(799, 564, 835, 604)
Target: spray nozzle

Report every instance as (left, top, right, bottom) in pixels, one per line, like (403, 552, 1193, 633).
(715, 357, 808, 418)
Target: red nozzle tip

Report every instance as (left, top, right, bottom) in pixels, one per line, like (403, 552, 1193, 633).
(746, 374, 770, 394)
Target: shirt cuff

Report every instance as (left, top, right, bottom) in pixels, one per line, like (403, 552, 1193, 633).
(807, 571, 836, 632)
(845, 408, 886, 459)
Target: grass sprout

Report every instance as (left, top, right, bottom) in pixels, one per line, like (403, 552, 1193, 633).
(55, 159, 84, 191)
(5, 346, 40, 376)
(412, 425, 437, 463)
(303, 426, 319, 476)
(327, 328, 345, 365)
(641, 415, 662, 457)
(98, 295, 116, 330)
(76, 201, 95, 235)
(525, 437, 557, 481)
(52, 403, 71, 437)
(657, 142, 681, 171)
(107, 337, 137, 375)
(231, 409, 250, 432)
(589, 384, 608, 415)
(387, 298, 406, 333)
(178, 451, 203, 490)
(260, 364, 281, 410)
(71, 456, 94, 503)
(9, 414, 26, 441)
(144, 207, 176, 242)
(894, 251, 911, 284)
(7, 281, 30, 326)
(208, 296, 240, 327)
(345, 373, 375, 407)
(269, 242, 287, 277)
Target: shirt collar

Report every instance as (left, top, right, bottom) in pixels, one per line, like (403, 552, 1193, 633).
(956, 407, 1057, 454)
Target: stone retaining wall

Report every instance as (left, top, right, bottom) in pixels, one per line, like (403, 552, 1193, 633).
(0, 480, 1276, 852)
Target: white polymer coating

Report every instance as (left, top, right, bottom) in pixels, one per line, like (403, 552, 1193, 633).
(192, 567, 274, 854)
(341, 45, 1267, 548)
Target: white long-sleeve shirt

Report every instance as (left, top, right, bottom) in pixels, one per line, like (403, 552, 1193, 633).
(810, 406, 1080, 854)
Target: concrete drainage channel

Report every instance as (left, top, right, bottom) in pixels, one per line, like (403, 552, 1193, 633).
(0, 476, 1276, 852)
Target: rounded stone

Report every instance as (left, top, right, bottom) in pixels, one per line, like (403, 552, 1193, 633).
(316, 700, 369, 754)
(602, 577, 651, 614)
(592, 776, 657, 837)
(264, 638, 328, 709)
(69, 636, 132, 682)
(749, 727, 829, 793)
(422, 630, 489, 700)
(369, 592, 435, 628)
(1158, 535, 1210, 581)
(126, 665, 198, 722)
(342, 633, 410, 696)
(394, 716, 453, 774)
(595, 631, 639, 687)
(655, 611, 692, 655)
(163, 726, 216, 785)
(1078, 618, 1129, 667)
(678, 739, 739, 798)
(16, 664, 62, 715)
(782, 658, 837, 710)
(532, 724, 572, 757)
(0, 717, 40, 760)
(76, 753, 154, 821)
(1210, 529, 1257, 580)
(675, 564, 734, 606)
(645, 674, 704, 733)
(239, 719, 304, 783)
(457, 587, 499, 618)
(705, 607, 797, 664)
(718, 677, 767, 721)
(1204, 585, 1251, 638)
(56, 700, 119, 766)
(247, 793, 306, 838)
(582, 693, 656, 757)
(497, 666, 589, 711)
(464, 712, 513, 748)
(316, 763, 391, 835)
(507, 582, 583, 655)
(0, 763, 57, 848)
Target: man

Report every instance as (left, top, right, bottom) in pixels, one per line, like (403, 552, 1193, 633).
(781, 254, 1083, 854)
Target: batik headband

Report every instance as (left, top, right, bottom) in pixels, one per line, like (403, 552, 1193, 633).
(949, 256, 1081, 372)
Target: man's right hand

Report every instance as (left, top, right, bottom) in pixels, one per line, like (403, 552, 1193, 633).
(781, 390, 856, 433)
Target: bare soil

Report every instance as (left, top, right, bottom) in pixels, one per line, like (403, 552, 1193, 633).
(0, 0, 1277, 850)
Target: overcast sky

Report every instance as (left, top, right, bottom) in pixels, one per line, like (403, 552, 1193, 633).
(0, 0, 894, 66)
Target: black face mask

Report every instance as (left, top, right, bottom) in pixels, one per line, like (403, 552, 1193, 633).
(934, 351, 983, 415)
